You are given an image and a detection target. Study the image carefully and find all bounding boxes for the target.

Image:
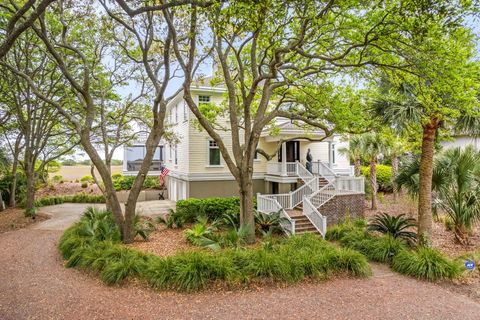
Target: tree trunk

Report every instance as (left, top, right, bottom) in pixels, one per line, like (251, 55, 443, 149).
(418, 120, 438, 246)
(354, 157, 361, 177)
(238, 172, 256, 244)
(392, 153, 398, 203)
(370, 156, 378, 210)
(0, 195, 4, 212)
(9, 156, 19, 207)
(24, 162, 36, 217)
(80, 136, 125, 237)
(9, 134, 23, 207)
(123, 128, 164, 244)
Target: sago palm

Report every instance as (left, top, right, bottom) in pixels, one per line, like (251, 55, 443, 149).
(368, 212, 417, 244)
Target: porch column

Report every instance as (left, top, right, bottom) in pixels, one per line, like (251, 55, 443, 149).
(281, 141, 287, 176)
(328, 141, 333, 168)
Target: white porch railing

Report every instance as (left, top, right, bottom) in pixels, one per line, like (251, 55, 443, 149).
(266, 162, 297, 176)
(303, 196, 327, 237)
(296, 161, 314, 182)
(334, 176, 364, 193)
(257, 194, 295, 235)
(290, 177, 318, 208)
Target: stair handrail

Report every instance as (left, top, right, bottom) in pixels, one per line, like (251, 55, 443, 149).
(302, 196, 327, 238)
(289, 177, 318, 208)
(311, 161, 338, 182)
(295, 161, 314, 183)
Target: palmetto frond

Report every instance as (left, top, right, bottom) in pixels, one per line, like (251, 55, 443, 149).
(368, 212, 417, 244)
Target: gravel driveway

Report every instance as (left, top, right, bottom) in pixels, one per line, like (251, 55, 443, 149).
(0, 205, 479, 320)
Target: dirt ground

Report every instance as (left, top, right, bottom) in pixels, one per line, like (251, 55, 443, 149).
(57, 165, 122, 181)
(0, 208, 49, 234)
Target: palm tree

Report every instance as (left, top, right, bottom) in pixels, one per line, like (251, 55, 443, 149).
(359, 132, 387, 210)
(396, 146, 480, 244)
(383, 136, 406, 202)
(374, 82, 444, 245)
(338, 135, 362, 177)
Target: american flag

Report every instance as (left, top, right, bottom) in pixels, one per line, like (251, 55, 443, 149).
(159, 166, 170, 186)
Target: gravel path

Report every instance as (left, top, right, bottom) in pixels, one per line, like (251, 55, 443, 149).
(0, 206, 479, 319)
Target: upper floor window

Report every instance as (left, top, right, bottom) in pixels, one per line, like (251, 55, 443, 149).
(183, 102, 188, 121)
(208, 140, 220, 165)
(174, 145, 178, 165)
(199, 95, 211, 104)
(175, 104, 179, 123)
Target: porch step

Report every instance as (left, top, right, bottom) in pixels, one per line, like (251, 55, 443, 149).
(290, 214, 320, 234)
(318, 177, 329, 187)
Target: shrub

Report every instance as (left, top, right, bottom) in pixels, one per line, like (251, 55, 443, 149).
(80, 175, 94, 183)
(176, 197, 241, 222)
(52, 175, 63, 183)
(33, 193, 105, 207)
(361, 165, 393, 192)
(81, 182, 88, 188)
(134, 215, 156, 241)
(157, 209, 185, 229)
(254, 209, 288, 234)
(325, 218, 366, 241)
(392, 247, 461, 281)
(112, 175, 161, 191)
(184, 217, 216, 246)
(0, 172, 27, 204)
(368, 213, 417, 244)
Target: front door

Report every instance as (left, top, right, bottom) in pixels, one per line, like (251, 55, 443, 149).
(278, 141, 300, 162)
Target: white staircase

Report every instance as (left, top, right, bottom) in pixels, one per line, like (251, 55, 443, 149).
(257, 162, 364, 237)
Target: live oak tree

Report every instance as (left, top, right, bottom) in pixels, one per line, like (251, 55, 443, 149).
(0, 0, 55, 58)
(165, 0, 413, 242)
(1, 30, 77, 215)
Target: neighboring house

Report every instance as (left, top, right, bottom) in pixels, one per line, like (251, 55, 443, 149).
(441, 134, 480, 150)
(123, 82, 365, 236)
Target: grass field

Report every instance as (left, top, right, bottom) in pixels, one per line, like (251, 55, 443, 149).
(57, 166, 123, 181)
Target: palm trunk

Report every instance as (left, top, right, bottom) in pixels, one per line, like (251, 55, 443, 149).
(354, 157, 361, 177)
(238, 172, 256, 244)
(418, 119, 439, 246)
(370, 156, 378, 210)
(392, 153, 398, 203)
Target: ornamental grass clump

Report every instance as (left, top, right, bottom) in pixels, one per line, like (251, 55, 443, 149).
(59, 211, 372, 291)
(392, 247, 461, 281)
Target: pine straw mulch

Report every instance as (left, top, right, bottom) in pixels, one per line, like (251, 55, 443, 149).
(0, 207, 50, 234)
(36, 182, 102, 198)
(127, 224, 195, 257)
(364, 192, 480, 302)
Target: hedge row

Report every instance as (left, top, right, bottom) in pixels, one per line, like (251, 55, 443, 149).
(34, 193, 105, 207)
(175, 197, 242, 222)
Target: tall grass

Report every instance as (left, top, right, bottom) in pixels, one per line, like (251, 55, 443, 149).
(392, 247, 461, 281)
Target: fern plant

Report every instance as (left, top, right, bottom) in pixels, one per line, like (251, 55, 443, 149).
(368, 213, 417, 244)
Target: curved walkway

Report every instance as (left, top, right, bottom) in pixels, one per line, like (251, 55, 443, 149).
(0, 205, 479, 320)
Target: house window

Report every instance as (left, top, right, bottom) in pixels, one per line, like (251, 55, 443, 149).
(126, 145, 163, 172)
(174, 145, 178, 165)
(175, 104, 179, 123)
(183, 102, 188, 121)
(169, 144, 172, 160)
(331, 143, 336, 164)
(199, 95, 210, 104)
(208, 140, 221, 165)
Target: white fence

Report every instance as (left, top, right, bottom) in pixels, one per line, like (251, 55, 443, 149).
(266, 162, 297, 176)
(334, 176, 364, 193)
